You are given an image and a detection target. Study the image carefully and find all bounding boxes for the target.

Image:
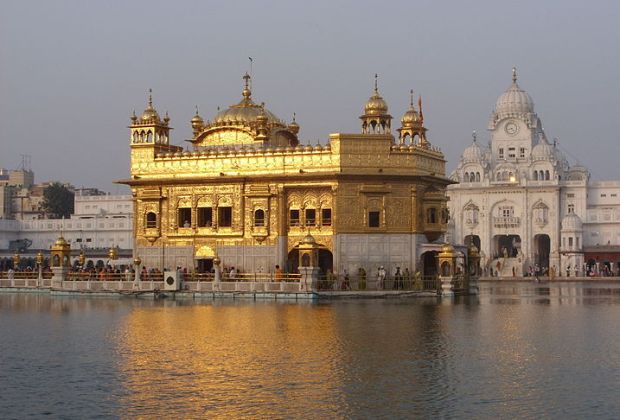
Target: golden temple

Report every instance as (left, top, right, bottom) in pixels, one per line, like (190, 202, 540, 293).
(119, 74, 450, 275)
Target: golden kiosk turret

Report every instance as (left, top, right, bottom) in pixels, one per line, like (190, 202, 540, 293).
(50, 236, 71, 267)
(298, 234, 321, 291)
(50, 236, 71, 288)
(437, 243, 457, 297)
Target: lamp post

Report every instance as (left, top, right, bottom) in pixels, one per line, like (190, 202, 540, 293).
(213, 256, 221, 291)
(108, 246, 118, 269)
(78, 250, 86, 269)
(12, 252, 20, 270)
(36, 251, 44, 288)
(11, 252, 20, 287)
(133, 256, 141, 290)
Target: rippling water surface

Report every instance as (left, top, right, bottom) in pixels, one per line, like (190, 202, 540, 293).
(1, 282, 620, 419)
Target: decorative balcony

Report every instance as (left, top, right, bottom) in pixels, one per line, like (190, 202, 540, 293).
(493, 216, 520, 228)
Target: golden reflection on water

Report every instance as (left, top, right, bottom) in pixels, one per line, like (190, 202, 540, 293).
(115, 302, 346, 418)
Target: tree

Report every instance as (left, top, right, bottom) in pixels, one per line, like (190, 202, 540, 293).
(42, 182, 74, 219)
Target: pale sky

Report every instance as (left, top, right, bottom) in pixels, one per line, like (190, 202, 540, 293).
(1, 0, 619, 192)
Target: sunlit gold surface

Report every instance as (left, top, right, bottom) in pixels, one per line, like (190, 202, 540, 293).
(116, 303, 344, 418)
(119, 74, 451, 268)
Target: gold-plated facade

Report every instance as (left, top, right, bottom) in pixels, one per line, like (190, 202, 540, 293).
(119, 74, 451, 273)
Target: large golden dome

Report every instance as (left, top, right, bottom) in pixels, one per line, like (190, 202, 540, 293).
(192, 73, 299, 148)
(212, 73, 283, 126)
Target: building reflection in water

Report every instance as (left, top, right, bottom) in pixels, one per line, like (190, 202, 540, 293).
(114, 301, 347, 418)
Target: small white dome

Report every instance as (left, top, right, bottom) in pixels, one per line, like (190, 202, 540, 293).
(561, 213, 583, 231)
(531, 140, 554, 161)
(463, 141, 484, 163)
(494, 69, 534, 119)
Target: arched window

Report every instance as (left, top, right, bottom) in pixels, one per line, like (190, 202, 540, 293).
(254, 209, 265, 227)
(533, 171, 538, 180)
(545, 170, 550, 180)
(464, 203, 479, 225)
(475, 172, 480, 182)
(146, 212, 157, 228)
(539, 170, 544, 180)
(132, 132, 138, 143)
(427, 208, 437, 224)
(464, 172, 469, 182)
(146, 131, 153, 143)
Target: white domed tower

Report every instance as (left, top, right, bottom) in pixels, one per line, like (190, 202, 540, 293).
(360, 74, 392, 134)
(488, 68, 541, 166)
(560, 212, 584, 276)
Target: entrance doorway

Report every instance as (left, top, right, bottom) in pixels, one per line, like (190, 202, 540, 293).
(196, 258, 213, 273)
(422, 251, 438, 276)
(493, 234, 521, 259)
(533, 234, 550, 269)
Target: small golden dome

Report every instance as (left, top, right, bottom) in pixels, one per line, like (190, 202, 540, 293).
(364, 93, 389, 115)
(401, 90, 421, 125)
(140, 90, 160, 122)
(363, 74, 389, 116)
(191, 106, 204, 128)
(401, 108, 420, 125)
(301, 234, 316, 245)
(440, 243, 455, 254)
(288, 113, 300, 135)
(53, 236, 69, 247)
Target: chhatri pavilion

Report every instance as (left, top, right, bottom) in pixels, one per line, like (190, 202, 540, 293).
(119, 74, 451, 275)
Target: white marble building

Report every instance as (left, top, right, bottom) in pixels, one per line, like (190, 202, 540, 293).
(448, 69, 620, 276)
(0, 194, 133, 252)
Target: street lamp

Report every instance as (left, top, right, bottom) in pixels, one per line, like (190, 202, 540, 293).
(133, 256, 141, 290)
(78, 250, 86, 268)
(36, 251, 44, 287)
(13, 252, 20, 270)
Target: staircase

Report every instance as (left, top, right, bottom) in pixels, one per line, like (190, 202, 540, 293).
(490, 257, 522, 278)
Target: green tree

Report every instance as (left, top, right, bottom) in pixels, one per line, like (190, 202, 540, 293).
(42, 182, 74, 219)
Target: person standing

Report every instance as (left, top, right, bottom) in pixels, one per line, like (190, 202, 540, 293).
(377, 266, 386, 290)
(394, 267, 402, 290)
(358, 267, 367, 290)
(275, 265, 283, 282)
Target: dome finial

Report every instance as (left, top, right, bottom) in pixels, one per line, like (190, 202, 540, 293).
(512, 67, 517, 84)
(242, 73, 252, 99)
(195, 105, 199, 115)
(472, 130, 477, 143)
(409, 89, 414, 108)
(292, 112, 296, 123)
(148, 88, 153, 108)
(374, 73, 379, 93)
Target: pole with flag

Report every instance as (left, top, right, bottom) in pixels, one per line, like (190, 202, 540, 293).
(248, 57, 253, 81)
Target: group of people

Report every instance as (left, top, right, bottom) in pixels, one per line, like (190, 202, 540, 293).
(320, 266, 423, 291)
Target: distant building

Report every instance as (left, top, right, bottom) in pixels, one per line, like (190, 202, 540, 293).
(0, 168, 35, 219)
(448, 69, 620, 276)
(0, 193, 133, 253)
